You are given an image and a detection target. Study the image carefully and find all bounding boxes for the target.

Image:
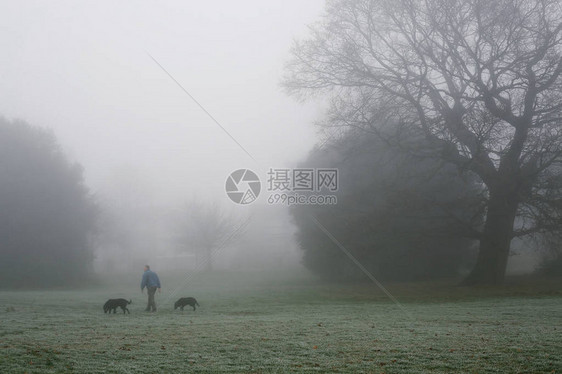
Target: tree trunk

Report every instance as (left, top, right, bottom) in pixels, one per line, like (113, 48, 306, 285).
(461, 188, 518, 286)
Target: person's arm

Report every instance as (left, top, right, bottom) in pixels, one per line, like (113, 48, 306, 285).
(140, 272, 147, 292)
(156, 274, 161, 292)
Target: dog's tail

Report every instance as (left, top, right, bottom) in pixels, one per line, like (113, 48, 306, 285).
(128, 299, 132, 304)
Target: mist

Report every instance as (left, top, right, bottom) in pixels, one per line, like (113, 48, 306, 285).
(2, 1, 561, 372)
(0, 0, 325, 277)
(0, 0, 326, 190)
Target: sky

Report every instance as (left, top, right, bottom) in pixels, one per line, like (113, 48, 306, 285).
(0, 0, 326, 204)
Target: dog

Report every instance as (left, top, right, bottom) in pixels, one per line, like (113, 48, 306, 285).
(103, 298, 131, 314)
(174, 297, 199, 311)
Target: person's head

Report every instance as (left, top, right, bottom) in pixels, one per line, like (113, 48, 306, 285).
(144, 265, 150, 272)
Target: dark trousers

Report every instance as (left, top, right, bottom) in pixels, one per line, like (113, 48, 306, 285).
(146, 286, 157, 311)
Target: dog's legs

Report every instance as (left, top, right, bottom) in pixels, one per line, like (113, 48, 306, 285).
(193, 305, 196, 311)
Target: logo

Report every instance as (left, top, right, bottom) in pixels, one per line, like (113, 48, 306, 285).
(225, 169, 261, 205)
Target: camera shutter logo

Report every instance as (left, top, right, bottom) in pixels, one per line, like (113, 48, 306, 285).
(225, 169, 261, 205)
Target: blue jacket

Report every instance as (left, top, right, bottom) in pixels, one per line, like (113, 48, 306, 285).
(141, 270, 161, 290)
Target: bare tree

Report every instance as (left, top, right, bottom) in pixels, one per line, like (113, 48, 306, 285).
(284, 0, 562, 285)
(175, 200, 236, 271)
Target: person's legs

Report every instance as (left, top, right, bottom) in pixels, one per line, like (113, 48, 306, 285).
(145, 289, 151, 311)
(147, 286, 157, 312)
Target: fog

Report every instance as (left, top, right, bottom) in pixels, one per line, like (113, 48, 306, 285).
(0, 0, 550, 284)
(2, 1, 560, 371)
(0, 1, 325, 273)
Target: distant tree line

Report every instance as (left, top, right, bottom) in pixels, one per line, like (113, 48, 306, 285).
(0, 117, 96, 287)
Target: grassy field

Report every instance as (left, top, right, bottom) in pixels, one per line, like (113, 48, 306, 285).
(1, 271, 561, 373)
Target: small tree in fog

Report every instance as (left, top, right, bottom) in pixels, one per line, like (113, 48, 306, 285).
(0, 117, 97, 287)
(175, 200, 235, 271)
(285, 0, 562, 285)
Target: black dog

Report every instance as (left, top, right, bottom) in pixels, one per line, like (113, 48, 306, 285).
(103, 298, 131, 314)
(174, 297, 199, 311)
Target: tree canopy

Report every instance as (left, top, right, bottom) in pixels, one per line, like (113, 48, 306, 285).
(0, 117, 96, 287)
(292, 128, 481, 281)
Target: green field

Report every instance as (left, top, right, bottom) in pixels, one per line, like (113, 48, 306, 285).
(1, 272, 561, 373)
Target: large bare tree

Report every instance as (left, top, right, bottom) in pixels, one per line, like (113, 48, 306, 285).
(284, 0, 562, 285)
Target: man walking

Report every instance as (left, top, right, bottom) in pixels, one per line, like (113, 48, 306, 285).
(141, 265, 161, 312)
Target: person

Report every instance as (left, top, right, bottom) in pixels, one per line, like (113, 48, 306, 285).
(141, 265, 161, 312)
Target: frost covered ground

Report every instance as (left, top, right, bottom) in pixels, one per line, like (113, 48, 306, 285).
(1, 272, 561, 373)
